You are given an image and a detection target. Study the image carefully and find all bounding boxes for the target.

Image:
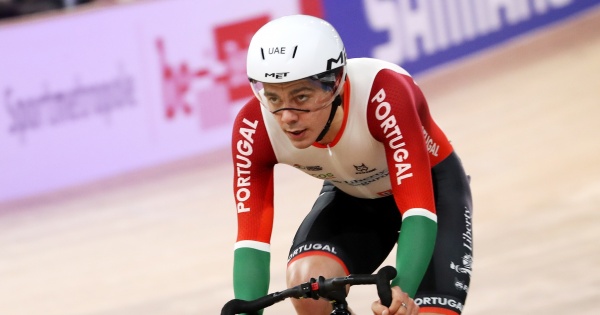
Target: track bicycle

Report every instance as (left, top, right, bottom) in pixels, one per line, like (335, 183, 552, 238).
(221, 265, 397, 315)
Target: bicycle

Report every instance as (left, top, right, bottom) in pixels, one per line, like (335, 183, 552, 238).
(221, 265, 397, 315)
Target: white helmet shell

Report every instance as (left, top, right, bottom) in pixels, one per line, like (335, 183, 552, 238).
(247, 15, 346, 83)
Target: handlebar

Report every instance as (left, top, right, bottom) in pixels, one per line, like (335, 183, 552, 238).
(221, 265, 397, 315)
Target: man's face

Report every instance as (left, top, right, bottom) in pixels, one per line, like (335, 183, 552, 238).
(262, 79, 333, 149)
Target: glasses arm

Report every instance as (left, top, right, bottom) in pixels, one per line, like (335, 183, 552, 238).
(270, 107, 311, 114)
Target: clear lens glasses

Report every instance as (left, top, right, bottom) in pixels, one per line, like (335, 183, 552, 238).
(250, 67, 345, 114)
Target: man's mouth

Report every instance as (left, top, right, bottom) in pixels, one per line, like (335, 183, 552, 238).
(287, 129, 306, 137)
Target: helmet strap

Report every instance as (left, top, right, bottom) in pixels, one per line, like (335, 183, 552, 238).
(315, 95, 342, 143)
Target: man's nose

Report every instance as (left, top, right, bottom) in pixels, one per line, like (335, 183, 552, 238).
(279, 108, 300, 122)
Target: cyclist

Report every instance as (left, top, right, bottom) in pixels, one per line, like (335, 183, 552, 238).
(230, 14, 473, 315)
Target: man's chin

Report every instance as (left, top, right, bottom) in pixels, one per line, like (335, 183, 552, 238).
(287, 137, 313, 149)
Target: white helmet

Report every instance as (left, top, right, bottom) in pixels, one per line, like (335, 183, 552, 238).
(247, 14, 347, 142)
(247, 14, 346, 84)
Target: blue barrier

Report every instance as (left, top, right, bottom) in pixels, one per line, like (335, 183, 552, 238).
(319, 0, 600, 74)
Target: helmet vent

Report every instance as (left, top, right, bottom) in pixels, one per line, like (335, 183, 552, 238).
(292, 46, 298, 58)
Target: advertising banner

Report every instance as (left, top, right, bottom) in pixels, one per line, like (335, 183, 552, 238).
(1, 0, 598, 203)
(323, 0, 600, 74)
(0, 0, 303, 203)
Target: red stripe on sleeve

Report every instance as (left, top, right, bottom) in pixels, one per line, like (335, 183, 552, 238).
(366, 70, 438, 215)
(231, 99, 278, 244)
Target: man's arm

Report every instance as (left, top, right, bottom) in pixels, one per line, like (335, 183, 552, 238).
(392, 214, 437, 297)
(230, 100, 278, 302)
(366, 69, 438, 297)
(233, 243, 271, 301)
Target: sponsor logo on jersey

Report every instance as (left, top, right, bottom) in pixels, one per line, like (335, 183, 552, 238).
(294, 164, 331, 179)
(311, 173, 336, 180)
(450, 254, 472, 276)
(235, 118, 258, 213)
(415, 296, 463, 312)
(288, 242, 338, 262)
(454, 278, 469, 292)
(449, 208, 473, 291)
(293, 164, 323, 171)
(354, 163, 376, 174)
(462, 206, 473, 251)
(422, 126, 440, 157)
(343, 169, 389, 186)
(370, 88, 413, 185)
(377, 189, 393, 197)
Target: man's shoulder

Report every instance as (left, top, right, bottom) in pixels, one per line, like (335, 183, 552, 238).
(347, 58, 411, 76)
(236, 97, 262, 117)
(233, 97, 265, 128)
(346, 58, 414, 91)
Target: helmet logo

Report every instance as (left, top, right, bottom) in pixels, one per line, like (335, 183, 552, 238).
(265, 72, 289, 79)
(262, 45, 298, 59)
(267, 47, 287, 54)
(326, 51, 346, 70)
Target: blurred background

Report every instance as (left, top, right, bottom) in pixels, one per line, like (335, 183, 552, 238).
(1, 1, 599, 314)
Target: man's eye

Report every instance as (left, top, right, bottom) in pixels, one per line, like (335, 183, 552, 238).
(295, 94, 309, 103)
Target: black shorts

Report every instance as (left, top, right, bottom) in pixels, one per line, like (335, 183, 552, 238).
(288, 151, 473, 314)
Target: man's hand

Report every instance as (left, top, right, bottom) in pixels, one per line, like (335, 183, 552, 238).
(371, 286, 418, 315)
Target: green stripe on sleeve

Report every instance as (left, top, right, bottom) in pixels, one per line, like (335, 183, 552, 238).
(233, 247, 271, 308)
(391, 215, 437, 297)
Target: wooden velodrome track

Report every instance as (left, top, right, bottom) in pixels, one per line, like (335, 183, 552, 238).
(1, 7, 599, 315)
